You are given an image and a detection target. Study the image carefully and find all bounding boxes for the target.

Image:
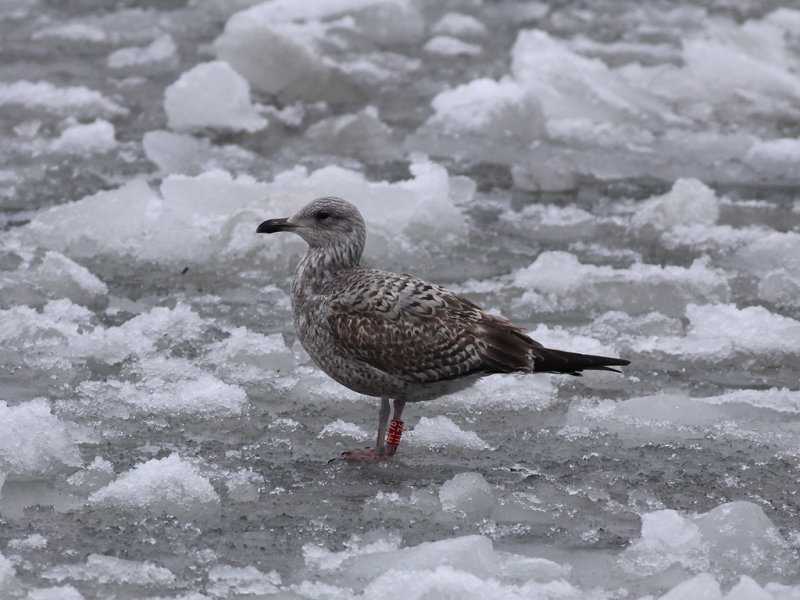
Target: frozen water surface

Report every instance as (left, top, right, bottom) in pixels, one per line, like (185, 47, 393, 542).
(1, 0, 800, 598)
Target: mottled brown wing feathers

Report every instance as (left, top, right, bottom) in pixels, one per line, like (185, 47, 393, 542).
(477, 319, 539, 373)
(326, 271, 533, 384)
(327, 311, 486, 384)
(325, 270, 628, 383)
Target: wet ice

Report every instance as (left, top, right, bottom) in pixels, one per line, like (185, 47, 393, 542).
(164, 61, 268, 133)
(2, 0, 800, 599)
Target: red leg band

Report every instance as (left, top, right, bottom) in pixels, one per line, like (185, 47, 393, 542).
(386, 419, 404, 447)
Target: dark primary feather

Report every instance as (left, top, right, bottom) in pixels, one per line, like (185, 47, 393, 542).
(531, 347, 630, 376)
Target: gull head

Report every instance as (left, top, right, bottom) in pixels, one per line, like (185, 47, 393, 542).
(257, 196, 367, 252)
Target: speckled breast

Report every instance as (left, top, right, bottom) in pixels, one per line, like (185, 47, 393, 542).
(291, 296, 403, 398)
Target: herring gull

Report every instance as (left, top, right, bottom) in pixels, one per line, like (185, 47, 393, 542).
(257, 196, 630, 462)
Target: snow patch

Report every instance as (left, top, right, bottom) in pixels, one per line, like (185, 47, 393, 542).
(423, 36, 482, 57)
(88, 454, 220, 514)
(0, 399, 81, 479)
(406, 416, 492, 451)
(107, 34, 177, 69)
(439, 473, 497, 519)
(0, 81, 127, 117)
(50, 119, 116, 154)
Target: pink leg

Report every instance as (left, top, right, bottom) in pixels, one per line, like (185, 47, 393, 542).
(385, 399, 406, 456)
(343, 397, 391, 463)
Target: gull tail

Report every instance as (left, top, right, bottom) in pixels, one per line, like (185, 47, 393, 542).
(533, 347, 630, 376)
(477, 321, 629, 376)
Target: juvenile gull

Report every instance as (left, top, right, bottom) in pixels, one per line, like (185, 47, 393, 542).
(257, 197, 630, 462)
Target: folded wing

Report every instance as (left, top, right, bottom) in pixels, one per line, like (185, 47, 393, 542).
(327, 270, 541, 384)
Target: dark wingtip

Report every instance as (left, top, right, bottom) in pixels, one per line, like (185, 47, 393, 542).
(257, 217, 292, 234)
(534, 348, 630, 375)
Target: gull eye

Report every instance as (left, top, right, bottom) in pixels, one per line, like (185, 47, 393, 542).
(317, 211, 330, 220)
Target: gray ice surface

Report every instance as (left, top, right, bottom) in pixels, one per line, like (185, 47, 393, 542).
(1, 1, 800, 599)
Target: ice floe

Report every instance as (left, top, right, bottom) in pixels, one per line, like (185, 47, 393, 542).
(423, 35, 482, 56)
(4, 2, 800, 599)
(164, 61, 268, 133)
(511, 252, 729, 317)
(0, 399, 81, 479)
(630, 303, 800, 362)
(88, 454, 219, 515)
(17, 158, 471, 272)
(107, 34, 178, 70)
(50, 119, 117, 154)
(406, 416, 492, 451)
(621, 502, 795, 583)
(43, 554, 177, 586)
(432, 13, 488, 39)
(0, 81, 127, 117)
(410, 9, 800, 187)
